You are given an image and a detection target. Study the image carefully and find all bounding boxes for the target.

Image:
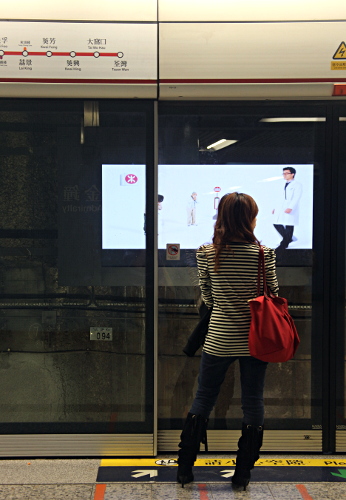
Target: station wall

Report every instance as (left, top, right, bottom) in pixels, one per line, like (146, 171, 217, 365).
(0, 1, 345, 99)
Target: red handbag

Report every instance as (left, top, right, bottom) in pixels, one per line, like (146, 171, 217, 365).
(248, 246, 300, 362)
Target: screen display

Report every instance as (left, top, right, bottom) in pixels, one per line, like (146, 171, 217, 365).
(102, 164, 146, 250)
(102, 164, 313, 251)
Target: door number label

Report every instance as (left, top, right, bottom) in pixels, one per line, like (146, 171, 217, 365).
(90, 327, 113, 341)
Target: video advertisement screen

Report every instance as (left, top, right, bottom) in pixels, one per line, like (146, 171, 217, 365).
(102, 164, 313, 257)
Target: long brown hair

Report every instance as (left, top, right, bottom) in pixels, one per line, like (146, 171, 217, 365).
(212, 192, 259, 271)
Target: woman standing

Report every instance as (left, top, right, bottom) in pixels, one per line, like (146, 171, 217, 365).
(177, 192, 279, 490)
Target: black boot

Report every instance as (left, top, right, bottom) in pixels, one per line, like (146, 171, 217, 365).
(231, 423, 264, 491)
(177, 413, 208, 487)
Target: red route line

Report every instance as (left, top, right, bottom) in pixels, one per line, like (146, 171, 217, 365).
(94, 484, 107, 500)
(75, 53, 120, 57)
(0, 78, 156, 84)
(3, 51, 120, 57)
(160, 78, 346, 84)
(53, 52, 120, 57)
(296, 484, 315, 500)
(1, 76, 343, 85)
(198, 483, 210, 500)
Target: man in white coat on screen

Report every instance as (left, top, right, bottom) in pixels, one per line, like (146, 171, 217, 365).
(272, 167, 302, 250)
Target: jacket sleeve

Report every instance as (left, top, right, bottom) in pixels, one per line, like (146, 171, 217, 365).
(196, 246, 213, 308)
(264, 247, 279, 296)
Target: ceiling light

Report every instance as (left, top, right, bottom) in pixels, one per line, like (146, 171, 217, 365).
(260, 117, 326, 123)
(206, 139, 238, 150)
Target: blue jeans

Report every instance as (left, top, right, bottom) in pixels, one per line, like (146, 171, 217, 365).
(190, 352, 268, 426)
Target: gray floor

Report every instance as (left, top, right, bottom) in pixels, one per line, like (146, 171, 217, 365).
(0, 456, 345, 500)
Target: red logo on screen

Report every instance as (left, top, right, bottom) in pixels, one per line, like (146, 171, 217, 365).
(125, 174, 138, 184)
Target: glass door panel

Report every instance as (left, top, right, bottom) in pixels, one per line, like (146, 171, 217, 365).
(0, 99, 155, 456)
(336, 106, 346, 451)
(157, 103, 326, 452)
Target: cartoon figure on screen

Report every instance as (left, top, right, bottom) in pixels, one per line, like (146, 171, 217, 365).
(272, 167, 302, 251)
(187, 192, 198, 226)
(213, 187, 222, 220)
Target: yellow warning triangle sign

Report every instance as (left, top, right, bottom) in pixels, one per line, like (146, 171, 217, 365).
(333, 42, 346, 59)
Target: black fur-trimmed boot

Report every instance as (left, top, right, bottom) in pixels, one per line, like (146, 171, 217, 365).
(177, 413, 208, 487)
(231, 423, 264, 491)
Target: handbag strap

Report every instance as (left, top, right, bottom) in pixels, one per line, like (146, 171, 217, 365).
(257, 245, 267, 296)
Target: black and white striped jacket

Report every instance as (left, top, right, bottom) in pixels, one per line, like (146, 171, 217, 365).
(196, 242, 279, 357)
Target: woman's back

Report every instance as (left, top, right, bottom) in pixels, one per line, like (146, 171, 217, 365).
(197, 242, 278, 357)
